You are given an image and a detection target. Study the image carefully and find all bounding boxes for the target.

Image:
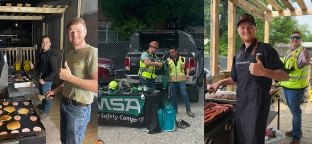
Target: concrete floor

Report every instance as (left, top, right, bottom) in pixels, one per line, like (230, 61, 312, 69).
(38, 96, 97, 144)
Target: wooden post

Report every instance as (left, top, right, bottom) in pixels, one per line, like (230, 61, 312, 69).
(264, 20, 270, 43)
(60, 13, 64, 51)
(227, 1, 236, 91)
(210, 0, 220, 76)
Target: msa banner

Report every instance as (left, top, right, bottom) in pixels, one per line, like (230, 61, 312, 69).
(98, 95, 145, 116)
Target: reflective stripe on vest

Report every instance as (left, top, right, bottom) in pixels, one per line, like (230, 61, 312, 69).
(168, 56, 186, 82)
(138, 52, 157, 79)
(280, 47, 309, 89)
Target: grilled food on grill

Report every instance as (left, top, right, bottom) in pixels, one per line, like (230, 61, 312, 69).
(7, 121, 21, 130)
(11, 130, 19, 134)
(12, 102, 18, 106)
(0, 110, 2, 114)
(14, 115, 21, 121)
(22, 128, 30, 132)
(18, 108, 29, 115)
(2, 101, 9, 106)
(30, 116, 37, 122)
(0, 115, 12, 121)
(0, 131, 8, 135)
(23, 101, 30, 106)
(3, 106, 16, 113)
(33, 126, 42, 131)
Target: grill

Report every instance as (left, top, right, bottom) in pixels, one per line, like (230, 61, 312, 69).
(0, 99, 45, 143)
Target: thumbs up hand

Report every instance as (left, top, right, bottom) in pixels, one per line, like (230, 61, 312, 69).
(249, 55, 265, 76)
(60, 61, 73, 81)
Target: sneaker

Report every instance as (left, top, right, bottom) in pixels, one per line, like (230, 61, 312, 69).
(285, 130, 303, 138)
(187, 111, 195, 118)
(39, 113, 48, 120)
(290, 139, 300, 144)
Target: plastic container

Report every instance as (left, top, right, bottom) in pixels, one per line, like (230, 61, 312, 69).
(265, 130, 285, 144)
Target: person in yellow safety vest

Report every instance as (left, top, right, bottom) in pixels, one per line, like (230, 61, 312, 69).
(138, 41, 163, 89)
(280, 31, 310, 144)
(167, 46, 194, 118)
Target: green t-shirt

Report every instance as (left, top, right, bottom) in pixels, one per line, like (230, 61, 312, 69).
(62, 44, 98, 104)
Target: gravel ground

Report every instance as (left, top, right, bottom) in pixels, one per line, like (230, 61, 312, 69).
(98, 87, 204, 144)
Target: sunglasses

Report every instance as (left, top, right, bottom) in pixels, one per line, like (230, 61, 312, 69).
(290, 36, 301, 40)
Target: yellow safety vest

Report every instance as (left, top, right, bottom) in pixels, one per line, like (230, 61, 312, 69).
(168, 56, 186, 82)
(138, 51, 158, 79)
(280, 47, 308, 89)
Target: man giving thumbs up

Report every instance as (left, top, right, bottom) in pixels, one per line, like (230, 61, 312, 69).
(208, 13, 288, 144)
(46, 17, 98, 144)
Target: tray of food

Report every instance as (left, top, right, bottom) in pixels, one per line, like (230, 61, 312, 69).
(204, 102, 234, 127)
(205, 90, 236, 104)
(0, 100, 45, 141)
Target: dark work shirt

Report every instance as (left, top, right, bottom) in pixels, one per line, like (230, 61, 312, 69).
(37, 49, 58, 82)
(231, 39, 286, 91)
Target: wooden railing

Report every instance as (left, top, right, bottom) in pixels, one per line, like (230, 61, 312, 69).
(0, 45, 37, 67)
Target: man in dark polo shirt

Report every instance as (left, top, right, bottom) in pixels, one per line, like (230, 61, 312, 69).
(208, 13, 289, 144)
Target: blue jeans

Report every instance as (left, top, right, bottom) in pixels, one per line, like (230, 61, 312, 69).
(170, 82, 191, 112)
(139, 77, 155, 89)
(284, 88, 305, 140)
(39, 82, 52, 113)
(60, 98, 91, 144)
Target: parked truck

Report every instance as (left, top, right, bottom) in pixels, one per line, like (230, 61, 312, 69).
(124, 30, 204, 102)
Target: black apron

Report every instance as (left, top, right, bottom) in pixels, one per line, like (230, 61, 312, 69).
(234, 43, 271, 144)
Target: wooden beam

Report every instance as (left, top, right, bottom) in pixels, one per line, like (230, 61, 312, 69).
(271, 9, 312, 17)
(249, 0, 272, 13)
(0, 6, 66, 13)
(264, 21, 270, 43)
(42, 5, 48, 8)
(60, 13, 64, 50)
(296, 0, 307, 10)
(0, 15, 43, 20)
(227, 1, 236, 72)
(210, 0, 220, 76)
(230, 0, 273, 21)
(25, 3, 31, 7)
(265, 0, 283, 11)
(281, 0, 295, 11)
(16, 3, 23, 7)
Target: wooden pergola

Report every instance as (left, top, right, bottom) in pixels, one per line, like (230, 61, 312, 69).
(210, 0, 312, 76)
(0, 2, 68, 50)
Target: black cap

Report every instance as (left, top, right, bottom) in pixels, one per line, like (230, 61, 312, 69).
(237, 13, 256, 27)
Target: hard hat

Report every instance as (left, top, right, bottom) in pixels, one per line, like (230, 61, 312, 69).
(149, 41, 159, 49)
(108, 81, 118, 90)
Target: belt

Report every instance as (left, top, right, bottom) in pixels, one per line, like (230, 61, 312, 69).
(62, 97, 88, 106)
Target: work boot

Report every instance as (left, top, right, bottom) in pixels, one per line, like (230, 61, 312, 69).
(187, 111, 195, 118)
(290, 139, 300, 144)
(39, 113, 48, 120)
(285, 130, 303, 138)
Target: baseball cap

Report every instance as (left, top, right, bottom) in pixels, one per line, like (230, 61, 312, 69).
(237, 13, 256, 27)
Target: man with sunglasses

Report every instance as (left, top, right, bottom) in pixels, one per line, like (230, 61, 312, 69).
(208, 13, 288, 144)
(138, 41, 163, 89)
(280, 31, 310, 144)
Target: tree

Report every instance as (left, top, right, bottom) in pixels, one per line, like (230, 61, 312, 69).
(100, 0, 204, 40)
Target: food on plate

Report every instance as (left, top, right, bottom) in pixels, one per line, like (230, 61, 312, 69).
(11, 130, 19, 134)
(208, 92, 236, 100)
(23, 101, 30, 106)
(0, 115, 12, 121)
(7, 121, 21, 130)
(33, 126, 42, 131)
(14, 115, 21, 121)
(3, 101, 9, 106)
(3, 106, 16, 113)
(0, 110, 2, 114)
(22, 128, 30, 132)
(30, 116, 37, 121)
(18, 108, 29, 114)
(0, 131, 8, 135)
(12, 102, 18, 106)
